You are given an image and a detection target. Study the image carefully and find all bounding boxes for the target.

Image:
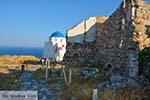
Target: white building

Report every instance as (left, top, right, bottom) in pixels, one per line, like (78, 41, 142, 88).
(43, 31, 66, 61)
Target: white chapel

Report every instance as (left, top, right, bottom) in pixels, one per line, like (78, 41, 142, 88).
(43, 31, 66, 61)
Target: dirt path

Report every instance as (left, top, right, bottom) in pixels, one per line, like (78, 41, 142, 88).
(19, 69, 63, 100)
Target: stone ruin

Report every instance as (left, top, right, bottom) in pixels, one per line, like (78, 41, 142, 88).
(64, 16, 108, 67)
(64, 0, 150, 77)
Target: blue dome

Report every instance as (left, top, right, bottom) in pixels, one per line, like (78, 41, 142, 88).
(50, 31, 65, 38)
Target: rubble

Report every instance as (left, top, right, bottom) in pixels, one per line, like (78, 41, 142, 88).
(76, 67, 99, 77)
(97, 75, 141, 90)
(50, 68, 58, 78)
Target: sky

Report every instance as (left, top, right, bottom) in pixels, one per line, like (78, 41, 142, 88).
(0, 0, 150, 47)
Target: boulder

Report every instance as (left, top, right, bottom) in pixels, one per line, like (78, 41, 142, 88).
(0, 74, 3, 78)
(50, 68, 58, 78)
(127, 78, 141, 87)
(79, 67, 99, 77)
(111, 74, 125, 82)
(137, 75, 150, 86)
(97, 75, 141, 90)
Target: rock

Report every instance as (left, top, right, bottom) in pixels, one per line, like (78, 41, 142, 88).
(79, 67, 99, 77)
(19, 71, 34, 83)
(18, 70, 63, 100)
(141, 96, 149, 100)
(31, 79, 38, 85)
(14, 79, 19, 83)
(50, 68, 58, 78)
(39, 80, 46, 84)
(94, 73, 103, 78)
(32, 85, 38, 90)
(75, 71, 82, 76)
(111, 75, 124, 82)
(97, 80, 127, 90)
(0, 74, 3, 78)
(40, 88, 47, 92)
(42, 96, 47, 100)
(97, 75, 141, 90)
(51, 68, 57, 73)
(22, 82, 31, 86)
(127, 78, 141, 87)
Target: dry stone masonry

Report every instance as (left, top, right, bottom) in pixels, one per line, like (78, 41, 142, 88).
(64, 17, 108, 67)
(64, 0, 150, 77)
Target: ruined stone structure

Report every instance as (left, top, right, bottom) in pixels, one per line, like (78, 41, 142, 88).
(64, 16, 108, 66)
(64, 0, 150, 77)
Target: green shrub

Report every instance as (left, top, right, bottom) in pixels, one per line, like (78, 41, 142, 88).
(34, 68, 46, 81)
(139, 47, 150, 80)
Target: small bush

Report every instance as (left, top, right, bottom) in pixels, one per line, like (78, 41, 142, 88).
(139, 47, 150, 80)
(34, 68, 47, 81)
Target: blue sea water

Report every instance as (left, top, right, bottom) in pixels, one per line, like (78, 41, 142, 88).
(0, 46, 43, 58)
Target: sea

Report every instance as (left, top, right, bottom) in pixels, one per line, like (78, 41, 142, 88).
(0, 46, 43, 58)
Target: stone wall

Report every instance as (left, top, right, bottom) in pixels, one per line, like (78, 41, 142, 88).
(95, 1, 137, 76)
(64, 16, 108, 66)
(95, 0, 150, 77)
(64, 0, 150, 77)
(131, 0, 150, 50)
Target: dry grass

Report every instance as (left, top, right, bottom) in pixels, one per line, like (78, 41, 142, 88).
(98, 87, 150, 100)
(0, 55, 41, 73)
(34, 67, 48, 81)
(58, 67, 150, 100)
(63, 76, 108, 100)
(0, 55, 40, 65)
(34, 66, 150, 100)
(0, 55, 41, 90)
(0, 65, 21, 73)
(0, 64, 39, 74)
(33, 66, 108, 99)
(57, 66, 109, 100)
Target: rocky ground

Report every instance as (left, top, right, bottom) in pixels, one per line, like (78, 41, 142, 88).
(18, 68, 64, 100)
(1, 65, 150, 100)
(0, 55, 150, 100)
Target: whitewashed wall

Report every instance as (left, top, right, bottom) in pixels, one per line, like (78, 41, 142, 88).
(67, 17, 97, 43)
(43, 37, 66, 61)
(51, 37, 67, 61)
(67, 21, 85, 43)
(43, 41, 55, 59)
(85, 17, 96, 42)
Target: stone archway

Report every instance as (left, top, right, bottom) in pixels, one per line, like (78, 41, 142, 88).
(72, 53, 79, 61)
